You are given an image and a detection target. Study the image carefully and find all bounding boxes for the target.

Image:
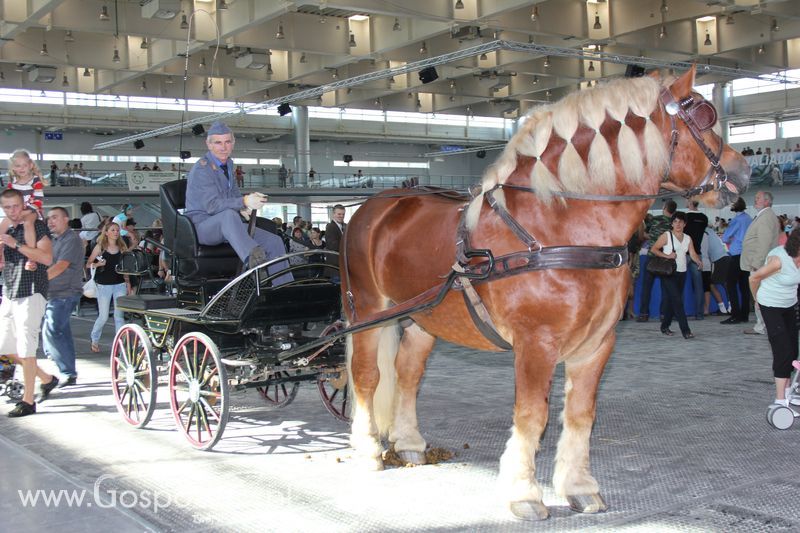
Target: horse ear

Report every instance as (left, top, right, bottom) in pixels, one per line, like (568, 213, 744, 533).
(670, 64, 697, 97)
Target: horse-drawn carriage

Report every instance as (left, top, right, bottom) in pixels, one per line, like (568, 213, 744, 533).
(110, 179, 348, 450)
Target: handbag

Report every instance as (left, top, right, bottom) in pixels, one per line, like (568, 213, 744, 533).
(646, 232, 677, 277)
(82, 267, 98, 299)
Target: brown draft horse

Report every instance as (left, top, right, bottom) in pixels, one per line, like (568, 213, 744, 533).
(343, 66, 750, 520)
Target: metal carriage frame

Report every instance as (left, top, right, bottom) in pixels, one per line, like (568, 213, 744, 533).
(111, 250, 350, 451)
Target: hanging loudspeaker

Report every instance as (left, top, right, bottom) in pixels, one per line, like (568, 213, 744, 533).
(476, 150, 486, 159)
(625, 65, 646, 78)
(343, 155, 353, 163)
(418, 67, 439, 84)
(133, 139, 145, 150)
(277, 103, 292, 116)
(192, 124, 205, 136)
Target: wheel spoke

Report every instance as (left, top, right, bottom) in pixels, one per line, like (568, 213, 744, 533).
(173, 359, 191, 383)
(181, 344, 195, 380)
(199, 366, 218, 387)
(199, 397, 221, 423)
(177, 397, 191, 415)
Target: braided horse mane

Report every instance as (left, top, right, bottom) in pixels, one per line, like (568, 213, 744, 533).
(466, 75, 671, 229)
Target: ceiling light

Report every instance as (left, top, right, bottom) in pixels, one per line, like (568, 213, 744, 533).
(140, 80, 147, 91)
(99, 4, 110, 21)
(449, 79, 456, 89)
(726, 14, 734, 25)
(658, 24, 667, 39)
(202, 84, 208, 96)
(660, 0, 668, 14)
(140, 38, 149, 49)
(771, 18, 779, 32)
(40, 90, 46, 97)
(704, 31, 711, 46)
(299, 52, 307, 63)
(83, 67, 91, 77)
(165, 76, 174, 84)
(532, 75, 538, 85)
(349, 15, 369, 21)
(331, 69, 338, 79)
(0, 72, 5, 81)
(218, 0, 228, 9)
(455, 0, 464, 8)
(696, 16, 715, 23)
(267, 63, 273, 75)
(593, 11, 601, 30)
(40, 42, 48, 56)
(374, 98, 381, 107)
(393, 18, 401, 31)
(419, 41, 427, 54)
(180, 13, 189, 29)
(545, 89, 552, 98)
(64, 31, 75, 42)
(62, 75, 69, 87)
(543, 56, 550, 68)
(199, 56, 206, 69)
(479, 52, 488, 60)
(758, 43, 766, 55)
(449, 95, 455, 102)
(349, 32, 357, 47)
(228, 78, 235, 86)
(276, 22, 285, 39)
(112, 48, 121, 63)
(388, 76, 395, 84)
(530, 6, 538, 22)
(588, 61, 595, 72)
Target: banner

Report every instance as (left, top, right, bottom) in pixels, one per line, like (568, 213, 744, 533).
(126, 171, 179, 191)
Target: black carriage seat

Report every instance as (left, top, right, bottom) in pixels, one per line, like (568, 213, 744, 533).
(242, 282, 341, 327)
(116, 294, 177, 312)
(160, 179, 240, 281)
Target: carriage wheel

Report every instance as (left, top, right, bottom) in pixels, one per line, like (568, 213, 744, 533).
(256, 371, 300, 407)
(316, 321, 350, 422)
(168, 332, 229, 450)
(110, 324, 158, 428)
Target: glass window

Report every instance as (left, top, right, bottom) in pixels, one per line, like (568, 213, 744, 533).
(728, 122, 776, 143)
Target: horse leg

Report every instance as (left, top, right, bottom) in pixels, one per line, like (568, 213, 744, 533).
(552, 335, 613, 514)
(388, 323, 436, 465)
(498, 343, 558, 521)
(349, 324, 401, 470)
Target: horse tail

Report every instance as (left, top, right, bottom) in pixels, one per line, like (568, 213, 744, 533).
(373, 322, 400, 436)
(345, 321, 400, 437)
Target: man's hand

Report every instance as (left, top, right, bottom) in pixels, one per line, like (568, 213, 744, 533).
(244, 192, 268, 210)
(0, 234, 17, 247)
(239, 209, 251, 221)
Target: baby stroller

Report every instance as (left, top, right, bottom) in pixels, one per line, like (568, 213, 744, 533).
(0, 355, 23, 401)
(766, 360, 800, 430)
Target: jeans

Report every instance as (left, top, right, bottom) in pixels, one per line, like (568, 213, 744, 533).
(91, 283, 127, 343)
(687, 260, 704, 317)
(42, 294, 81, 377)
(660, 271, 690, 335)
(725, 255, 750, 321)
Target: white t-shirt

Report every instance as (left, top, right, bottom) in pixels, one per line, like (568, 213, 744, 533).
(757, 246, 800, 308)
(662, 231, 693, 273)
(79, 212, 101, 241)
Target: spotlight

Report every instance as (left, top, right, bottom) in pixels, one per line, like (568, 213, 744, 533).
(112, 48, 120, 63)
(393, 18, 401, 31)
(140, 38, 149, 49)
(218, 0, 228, 9)
(419, 41, 428, 55)
(758, 43, 766, 55)
(180, 13, 189, 29)
(99, 4, 110, 21)
(593, 12, 601, 30)
(771, 18, 779, 32)
(267, 63, 273, 75)
(530, 6, 538, 22)
(418, 66, 439, 84)
(349, 32, 357, 47)
(658, 24, 667, 39)
(62, 75, 69, 87)
(479, 52, 488, 60)
(180, 150, 191, 159)
(228, 78, 234, 86)
(476, 150, 486, 159)
(277, 103, 292, 116)
(64, 31, 75, 42)
(192, 124, 205, 136)
(455, 0, 464, 8)
(588, 61, 595, 72)
(299, 52, 307, 63)
(134, 139, 145, 150)
(532, 75, 538, 85)
(704, 31, 712, 46)
(40, 42, 48, 56)
(543, 56, 550, 68)
(726, 14, 734, 25)
(276, 22, 285, 39)
(343, 155, 353, 163)
(83, 67, 91, 77)
(140, 80, 147, 91)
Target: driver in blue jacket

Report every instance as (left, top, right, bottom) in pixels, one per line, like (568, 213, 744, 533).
(184, 121, 291, 285)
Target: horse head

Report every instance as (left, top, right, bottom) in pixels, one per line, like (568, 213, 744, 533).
(657, 65, 750, 208)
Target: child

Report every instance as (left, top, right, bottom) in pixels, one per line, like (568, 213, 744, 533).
(0, 150, 46, 271)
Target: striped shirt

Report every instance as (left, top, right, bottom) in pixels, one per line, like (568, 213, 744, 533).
(7, 175, 45, 217)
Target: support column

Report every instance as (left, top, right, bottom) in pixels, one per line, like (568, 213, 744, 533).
(292, 104, 312, 221)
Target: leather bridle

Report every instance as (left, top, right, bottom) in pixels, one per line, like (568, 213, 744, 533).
(658, 87, 729, 199)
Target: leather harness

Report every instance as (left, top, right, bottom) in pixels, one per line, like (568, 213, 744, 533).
(340, 85, 732, 350)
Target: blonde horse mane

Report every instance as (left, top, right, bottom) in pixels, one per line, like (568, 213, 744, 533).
(466, 76, 669, 229)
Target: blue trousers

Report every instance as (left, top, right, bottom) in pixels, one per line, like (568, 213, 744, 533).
(42, 294, 81, 378)
(660, 272, 690, 335)
(687, 261, 704, 318)
(195, 210, 292, 285)
(91, 283, 127, 343)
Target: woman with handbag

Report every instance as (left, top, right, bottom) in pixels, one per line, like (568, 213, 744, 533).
(86, 222, 131, 352)
(650, 212, 702, 339)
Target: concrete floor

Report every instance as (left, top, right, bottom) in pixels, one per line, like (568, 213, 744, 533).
(1, 310, 798, 532)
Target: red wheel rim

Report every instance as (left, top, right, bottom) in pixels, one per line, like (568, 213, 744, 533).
(256, 371, 299, 407)
(168, 333, 227, 450)
(110, 325, 155, 427)
(316, 321, 349, 422)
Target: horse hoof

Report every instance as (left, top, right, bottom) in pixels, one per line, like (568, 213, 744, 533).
(567, 493, 608, 514)
(509, 500, 549, 521)
(396, 450, 426, 465)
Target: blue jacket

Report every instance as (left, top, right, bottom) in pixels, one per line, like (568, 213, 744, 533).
(722, 212, 752, 256)
(184, 151, 243, 225)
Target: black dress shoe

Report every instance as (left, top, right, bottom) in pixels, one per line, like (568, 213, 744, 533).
(58, 376, 77, 388)
(720, 317, 742, 325)
(38, 376, 59, 402)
